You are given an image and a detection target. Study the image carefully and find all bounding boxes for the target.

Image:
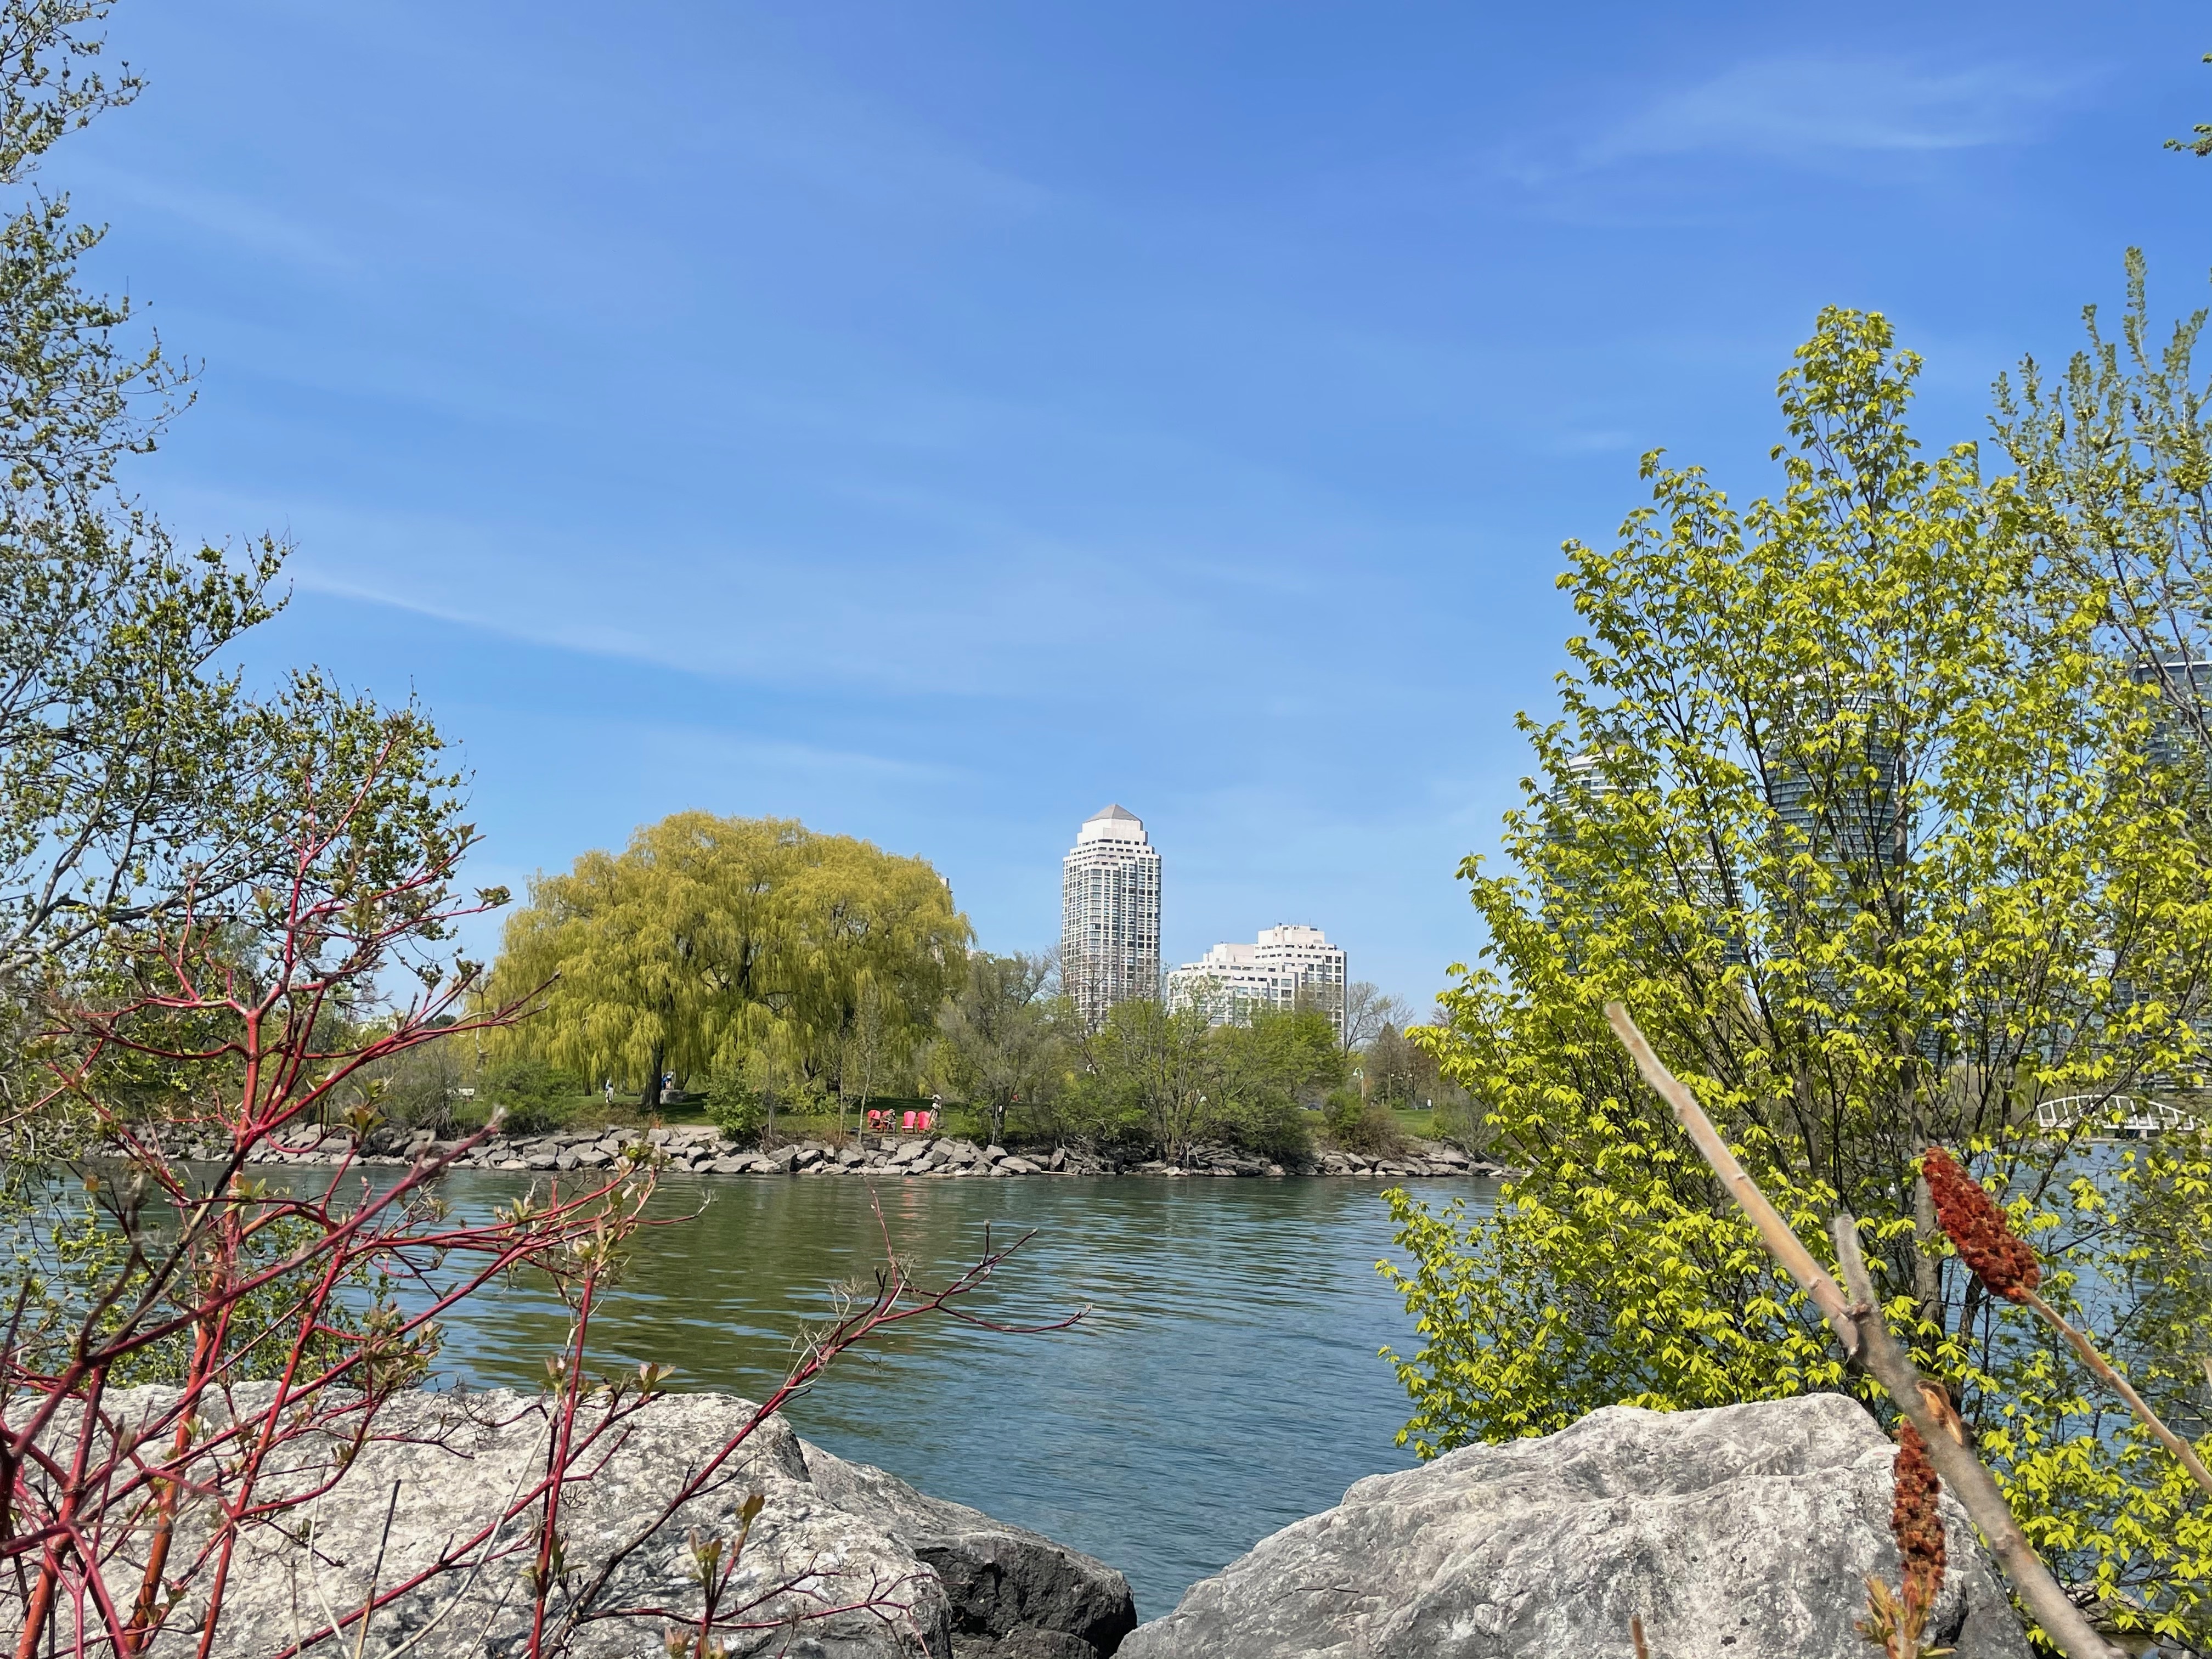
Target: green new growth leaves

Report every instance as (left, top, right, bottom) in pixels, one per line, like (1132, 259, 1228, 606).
(2166, 53, 2212, 158)
(1392, 306, 2212, 1647)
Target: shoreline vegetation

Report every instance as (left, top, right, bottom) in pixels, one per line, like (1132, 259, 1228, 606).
(129, 1121, 1505, 1182)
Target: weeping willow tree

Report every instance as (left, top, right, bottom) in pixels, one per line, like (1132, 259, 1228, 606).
(1388, 308, 2212, 1648)
(489, 812, 968, 1108)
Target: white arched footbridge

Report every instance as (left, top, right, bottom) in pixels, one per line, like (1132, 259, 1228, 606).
(2034, 1094, 2201, 1137)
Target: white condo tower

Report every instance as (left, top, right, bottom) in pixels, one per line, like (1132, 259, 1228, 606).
(1060, 804, 1162, 1028)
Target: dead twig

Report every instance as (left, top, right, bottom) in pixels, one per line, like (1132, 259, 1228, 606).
(1604, 1002, 2120, 1659)
(2022, 1285, 2212, 1499)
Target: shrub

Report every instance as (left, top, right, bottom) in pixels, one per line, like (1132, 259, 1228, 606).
(1324, 1089, 1410, 1157)
(479, 1057, 580, 1135)
(1217, 1092, 1313, 1161)
(705, 1068, 767, 1143)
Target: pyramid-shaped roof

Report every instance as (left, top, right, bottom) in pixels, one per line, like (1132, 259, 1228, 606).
(1088, 803, 1140, 822)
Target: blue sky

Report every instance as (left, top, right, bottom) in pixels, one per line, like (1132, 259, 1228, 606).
(49, 1, 2212, 1009)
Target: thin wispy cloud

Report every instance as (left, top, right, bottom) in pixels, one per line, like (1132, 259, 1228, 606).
(630, 724, 968, 788)
(67, 159, 362, 272)
(1504, 55, 2087, 184)
(707, 81, 1051, 222)
(285, 567, 668, 668)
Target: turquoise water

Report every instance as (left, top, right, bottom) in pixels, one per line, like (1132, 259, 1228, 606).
(417, 1170, 1497, 1619)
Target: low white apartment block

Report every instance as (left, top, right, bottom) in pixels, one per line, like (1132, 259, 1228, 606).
(1168, 923, 1347, 1041)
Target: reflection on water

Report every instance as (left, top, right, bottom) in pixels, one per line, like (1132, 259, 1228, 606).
(418, 1170, 1496, 1619)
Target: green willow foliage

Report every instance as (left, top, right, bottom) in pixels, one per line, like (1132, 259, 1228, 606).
(490, 812, 969, 1109)
(1386, 308, 2212, 1650)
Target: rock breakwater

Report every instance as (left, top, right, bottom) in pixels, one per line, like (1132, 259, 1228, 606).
(149, 1125, 1504, 1182)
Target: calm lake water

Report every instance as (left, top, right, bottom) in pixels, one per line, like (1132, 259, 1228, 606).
(416, 1170, 1497, 1619)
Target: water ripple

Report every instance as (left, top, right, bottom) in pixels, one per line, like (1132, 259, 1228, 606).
(418, 1170, 1498, 1619)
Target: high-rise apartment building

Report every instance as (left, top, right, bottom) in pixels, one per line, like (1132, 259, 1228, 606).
(1167, 924, 1348, 1042)
(1762, 689, 1905, 873)
(1061, 804, 1161, 1027)
(2132, 653, 2212, 773)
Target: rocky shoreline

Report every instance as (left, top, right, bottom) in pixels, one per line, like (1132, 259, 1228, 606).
(14, 1387, 2037, 1657)
(9, 1385, 1136, 1659)
(155, 1123, 1507, 1182)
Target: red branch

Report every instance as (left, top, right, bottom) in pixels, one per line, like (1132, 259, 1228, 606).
(1, 746, 1077, 1658)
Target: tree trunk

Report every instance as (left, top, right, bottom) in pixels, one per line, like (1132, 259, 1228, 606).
(1908, 1088, 1942, 1328)
(1912, 1165, 1942, 1322)
(642, 1040, 664, 1110)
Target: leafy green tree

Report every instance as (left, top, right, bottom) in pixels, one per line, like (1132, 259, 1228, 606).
(835, 977, 903, 1136)
(1363, 1022, 1433, 1107)
(1996, 251, 2212, 766)
(1388, 308, 2212, 1647)
(932, 951, 1059, 1144)
(1209, 1006, 1341, 1158)
(704, 1061, 766, 1142)
(1063, 997, 1213, 1158)
(0, 1, 464, 1168)
(0, 4, 458, 1008)
(490, 812, 968, 1109)
(1323, 1088, 1408, 1157)
(1062, 998, 1339, 1160)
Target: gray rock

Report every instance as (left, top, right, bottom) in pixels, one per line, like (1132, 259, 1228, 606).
(800, 1438, 1135, 1658)
(998, 1157, 1041, 1176)
(1118, 1394, 2029, 1659)
(15, 1386, 1124, 1659)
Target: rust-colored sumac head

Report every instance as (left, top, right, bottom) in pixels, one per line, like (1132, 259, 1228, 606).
(1922, 1146, 2040, 1302)
(1892, 1420, 1946, 1613)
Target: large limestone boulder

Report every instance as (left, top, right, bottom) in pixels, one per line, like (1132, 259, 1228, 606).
(12, 1386, 1131, 1659)
(1118, 1394, 2031, 1659)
